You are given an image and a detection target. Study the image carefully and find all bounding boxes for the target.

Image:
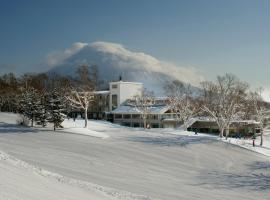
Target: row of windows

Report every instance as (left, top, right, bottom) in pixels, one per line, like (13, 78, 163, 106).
(121, 122, 161, 128)
(114, 114, 159, 119)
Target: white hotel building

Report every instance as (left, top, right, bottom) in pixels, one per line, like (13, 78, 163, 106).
(89, 80, 175, 128)
(86, 80, 260, 133)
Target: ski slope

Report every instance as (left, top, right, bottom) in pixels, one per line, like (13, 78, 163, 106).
(0, 112, 270, 200)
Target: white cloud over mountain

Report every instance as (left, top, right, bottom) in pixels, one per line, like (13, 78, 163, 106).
(46, 42, 88, 67)
(47, 41, 204, 86)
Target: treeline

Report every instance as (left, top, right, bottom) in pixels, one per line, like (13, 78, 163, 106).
(0, 72, 72, 111)
(0, 65, 98, 130)
(165, 73, 270, 145)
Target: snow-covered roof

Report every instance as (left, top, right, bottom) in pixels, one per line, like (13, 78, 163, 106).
(193, 118, 260, 125)
(93, 90, 110, 94)
(111, 105, 171, 114)
(110, 81, 143, 85)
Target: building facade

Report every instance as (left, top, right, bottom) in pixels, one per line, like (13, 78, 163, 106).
(75, 80, 261, 135)
(109, 81, 143, 111)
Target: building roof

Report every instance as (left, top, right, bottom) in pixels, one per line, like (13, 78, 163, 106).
(109, 81, 143, 85)
(93, 90, 110, 94)
(111, 105, 171, 115)
(192, 118, 260, 125)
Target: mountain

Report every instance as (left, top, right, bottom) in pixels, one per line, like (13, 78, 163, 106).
(47, 41, 204, 95)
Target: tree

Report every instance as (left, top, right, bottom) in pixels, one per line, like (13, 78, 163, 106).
(249, 88, 270, 146)
(48, 90, 66, 131)
(64, 65, 98, 128)
(201, 74, 248, 138)
(65, 88, 94, 128)
(128, 89, 155, 129)
(165, 80, 199, 130)
(19, 87, 40, 127)
(35, 94, 49, 127)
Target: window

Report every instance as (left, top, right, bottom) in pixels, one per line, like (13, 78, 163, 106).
(123, 114, 131, 119)
(112, 94, 118, 109)
(151, 124, 159, 128)
(111, 84, 118, 89)
(150, 115, 158, 120)
(115, 114, 122, 119)
(132, 114, 140, 119)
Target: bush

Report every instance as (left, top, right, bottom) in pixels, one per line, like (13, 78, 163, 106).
(16, 115, 30, 126)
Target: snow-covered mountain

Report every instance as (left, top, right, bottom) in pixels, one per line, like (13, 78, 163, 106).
(47, 41, 204, 95)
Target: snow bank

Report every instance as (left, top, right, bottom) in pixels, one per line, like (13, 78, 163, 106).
(222, 135, 270, 157)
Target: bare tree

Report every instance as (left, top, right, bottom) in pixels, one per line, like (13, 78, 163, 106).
(66, 88, 94, 128)
(65, 65, 99, 128)
(249, 88, 270, 146)
(128, 89, 155, 129)
(76, 65, 98, 90)
(165, 80, 199, 130)
(201, 74, 248, 138)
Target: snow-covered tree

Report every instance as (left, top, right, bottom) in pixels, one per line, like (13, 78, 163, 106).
(19, 87, 40, 127)
(65, 88, 94, 128)
(249, 88, 270, 146)
(48, 90, 66, 131)
(165, 81, 199, 130)
(201, 74, 248, 138)
(35, 94, 49, 127)
(128, 89, 155, 129)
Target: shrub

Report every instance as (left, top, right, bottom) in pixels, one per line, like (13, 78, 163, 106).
(16, 115, 30, 126)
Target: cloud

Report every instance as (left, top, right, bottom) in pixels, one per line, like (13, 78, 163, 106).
(46, 42, 87, 67)
(90, 41, 205, 86)
(46, 41, 205, 86)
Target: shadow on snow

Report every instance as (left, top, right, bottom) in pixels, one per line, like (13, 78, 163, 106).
(197, 161, 270, 191)
(127, 135, 217, 147)
(0, 122, 38, 134)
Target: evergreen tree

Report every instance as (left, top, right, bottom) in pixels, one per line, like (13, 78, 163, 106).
(48, 90, 66, 131)
(35, 93, 49, 127)
(19, 88, 39, 127)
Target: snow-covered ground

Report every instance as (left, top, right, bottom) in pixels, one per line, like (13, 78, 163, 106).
(0, 151, 119, 200)
(61, 118, 111, 139)
(0, 112, 270, 200)
(222, 132, 270, 157)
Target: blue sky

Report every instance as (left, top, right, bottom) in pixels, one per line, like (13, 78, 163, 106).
(1, 0, 270, 91)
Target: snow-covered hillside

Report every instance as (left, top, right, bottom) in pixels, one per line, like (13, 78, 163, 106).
(0, 151, 120, 200)
(0, 112, 270, 200)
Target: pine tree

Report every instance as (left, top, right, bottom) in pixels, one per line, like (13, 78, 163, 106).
(19, 88, 39, 127)
(48, 90, 66, 131)
(35, 94, 49, 127)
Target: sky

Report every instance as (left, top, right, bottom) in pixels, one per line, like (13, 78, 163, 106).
(1, 0, 270, 97)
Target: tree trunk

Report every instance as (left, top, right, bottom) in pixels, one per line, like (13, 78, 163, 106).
(143, 117, 147, 129)
(219, 127, 224, 138)
(225, 127, 230, 140)
(183, 122, 187, 131)
(260, 129, 264, 146)
(84, 107, 88, 128)
(31, 115, 34, 127)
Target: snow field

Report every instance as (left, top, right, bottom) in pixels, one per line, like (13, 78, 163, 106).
(0, 112, 270, 200)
